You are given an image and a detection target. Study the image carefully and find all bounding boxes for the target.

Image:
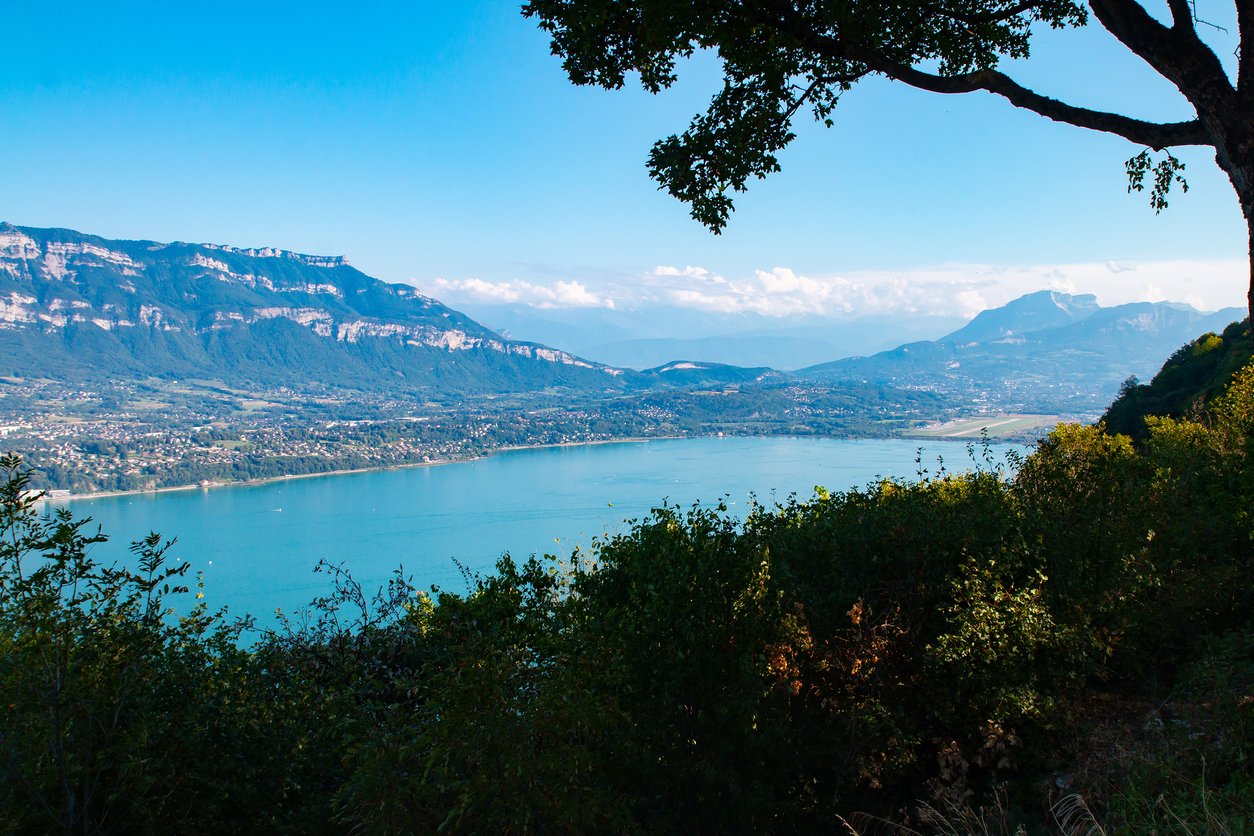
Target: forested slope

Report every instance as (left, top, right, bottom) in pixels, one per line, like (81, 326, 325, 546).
(1103, 318, 1252, 439)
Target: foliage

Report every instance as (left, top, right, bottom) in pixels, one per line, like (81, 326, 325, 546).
(523, 0, 1091, 233)
(1126, 149, 1188, 214)
(1091, 627, 1253, 835)
(1103, 319, 1252, 440)
(0, 349, 1250, 831)
(0, 453, 251, 833)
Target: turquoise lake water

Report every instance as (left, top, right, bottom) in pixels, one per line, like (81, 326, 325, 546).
(57, 436, 1025, 623)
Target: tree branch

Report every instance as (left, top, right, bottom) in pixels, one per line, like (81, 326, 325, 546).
(924, 0, 1051, 26)
(859, 51, 1211, 147)
(1088, 0, 1235, 105)
(1166, 0, 1197, 31)
(1237, 0, 1254, 98)
(751, 5, 1211, 148)
(1087, 0, 1179, 73)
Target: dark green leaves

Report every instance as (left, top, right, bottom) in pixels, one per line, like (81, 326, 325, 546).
(1126, 148, 1189, 213)
(525, 0, 1088, 230)
(647, 77, 797, 232)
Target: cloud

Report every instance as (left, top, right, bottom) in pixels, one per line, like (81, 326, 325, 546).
(953, 289, 988, 318)
(420, 277, 613, 309)
(653, 265, 714, 280)
(646, 259, 1247, 318)
(646, 265, 859, 316)
(415, 258, 1247, 319)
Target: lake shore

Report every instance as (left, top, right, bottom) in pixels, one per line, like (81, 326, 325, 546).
(40, 419, 1052, 504)
(45, 435, 685, 503)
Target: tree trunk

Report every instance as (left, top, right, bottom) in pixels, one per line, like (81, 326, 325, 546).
(1246, 204, 1254, 334)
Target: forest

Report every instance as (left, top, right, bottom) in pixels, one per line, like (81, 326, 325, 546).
(0, 325, 1250, 834)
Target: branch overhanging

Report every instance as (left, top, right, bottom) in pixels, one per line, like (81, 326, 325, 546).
(752, 5, 1212, 149)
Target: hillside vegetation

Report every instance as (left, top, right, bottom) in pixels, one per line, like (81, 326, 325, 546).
(1104, 319, 1252, 439)
(1, 342, 1250, 833)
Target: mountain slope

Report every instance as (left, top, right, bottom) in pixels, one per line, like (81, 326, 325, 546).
(942, 290, 1101, 344)
(0, 224, 629, 395)
(637, 360, 779, 388)
(586, 335, 842, 371)
(1102, 318, 1252, 438)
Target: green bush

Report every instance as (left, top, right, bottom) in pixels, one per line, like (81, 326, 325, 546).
(0, 352, 1249, 831)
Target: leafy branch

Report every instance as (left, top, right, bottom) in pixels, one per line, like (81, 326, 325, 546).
(1126, 149, 1188, 213)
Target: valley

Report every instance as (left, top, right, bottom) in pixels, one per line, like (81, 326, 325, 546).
(2, 374, 951, 495)
(2, 223, 1244, 495)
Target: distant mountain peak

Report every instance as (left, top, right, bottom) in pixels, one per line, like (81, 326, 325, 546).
(942, 289, 1101, 345)
(799, 289, 1243, 415)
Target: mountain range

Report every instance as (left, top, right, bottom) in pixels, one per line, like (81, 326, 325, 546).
(0, 223, 632, 396)
(799, 290, 1244, 414)
(1, 223, 1243, 416)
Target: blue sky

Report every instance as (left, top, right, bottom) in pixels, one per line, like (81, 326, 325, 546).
(2, 1, 1247, 320)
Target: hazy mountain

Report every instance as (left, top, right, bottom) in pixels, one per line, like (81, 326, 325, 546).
(458, 302, 965, 369)
(637, 361, 780, 388)
(0, 223, 631, 396)
(800, 291, 1245, 415)
(943, 290, 1102, 344)
(587, 335, 843, 371)
(8, 223, 1235, 418)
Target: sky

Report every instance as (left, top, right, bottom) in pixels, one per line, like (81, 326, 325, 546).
(1, 0, 1248, 323)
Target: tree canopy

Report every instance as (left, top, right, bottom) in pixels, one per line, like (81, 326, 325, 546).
(523, 0, 1254, 321)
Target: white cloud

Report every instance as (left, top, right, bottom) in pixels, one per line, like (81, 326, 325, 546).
(420, 277, 613, 309)
(415, 258, 1248, 319)
(953, 289, 988, 318)
(653, 265, 713, 280)
(647, 259, 1246, 318)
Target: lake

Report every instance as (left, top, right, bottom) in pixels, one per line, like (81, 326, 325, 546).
(57, 436, 1026, 622)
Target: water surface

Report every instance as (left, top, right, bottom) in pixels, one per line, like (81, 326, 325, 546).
(62, 436, 1023, 620)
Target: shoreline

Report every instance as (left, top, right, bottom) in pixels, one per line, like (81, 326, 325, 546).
(41, 424, 1043, 504)
(46, 435, 684, 503)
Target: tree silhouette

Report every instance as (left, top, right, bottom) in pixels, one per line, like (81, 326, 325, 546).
(525, 0, 1254, 323)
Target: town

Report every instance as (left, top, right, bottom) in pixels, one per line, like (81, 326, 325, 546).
(1, 375, 962, 495)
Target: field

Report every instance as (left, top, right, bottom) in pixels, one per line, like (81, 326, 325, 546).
(907, 414, 1061, 439)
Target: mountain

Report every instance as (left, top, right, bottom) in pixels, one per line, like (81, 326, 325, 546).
(457, 302, 965, 370)
(637, 360, 779, 388)
(585, 335, 841, 371)
(799, 291, 1245, 415)
(943, 290, 1101, 344)
(0, 224, 630, 396)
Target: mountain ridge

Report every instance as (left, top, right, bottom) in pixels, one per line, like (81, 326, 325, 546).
(0, 223, 629, 396)
(800, 291, 1244, 414)
(941, 289, 1101, 345)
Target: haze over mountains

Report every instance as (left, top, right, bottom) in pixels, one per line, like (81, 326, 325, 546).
(1, 223, 1242, 416)
(457, 303, 966, 371)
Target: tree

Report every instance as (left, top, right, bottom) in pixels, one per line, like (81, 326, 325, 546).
(0, 454, 252, 832)
(522, 0, 1254, 324)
